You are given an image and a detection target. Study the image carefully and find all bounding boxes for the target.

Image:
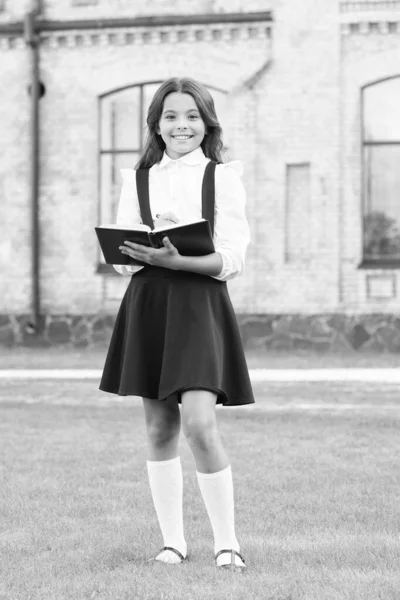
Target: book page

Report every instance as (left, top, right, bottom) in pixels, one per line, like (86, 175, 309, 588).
(152, 218, 206, 233)
(97, 223, 151, 232)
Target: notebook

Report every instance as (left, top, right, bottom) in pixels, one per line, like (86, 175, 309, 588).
(95, 218, 215, 266)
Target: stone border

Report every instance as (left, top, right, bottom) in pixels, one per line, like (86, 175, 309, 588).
(341, 20, 400, 33)
(340, 1, 400, 11)
(0, 22, 272, 50)
(1, 313, 400, 352)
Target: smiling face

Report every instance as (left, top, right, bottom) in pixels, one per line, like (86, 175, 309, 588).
(157, 92, 206, 159)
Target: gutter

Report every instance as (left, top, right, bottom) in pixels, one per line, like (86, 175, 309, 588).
(23, 7, 42, 335)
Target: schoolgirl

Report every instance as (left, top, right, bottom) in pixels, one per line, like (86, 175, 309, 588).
(99, 77, 255, 571)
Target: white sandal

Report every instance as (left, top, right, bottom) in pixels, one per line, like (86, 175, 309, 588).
(148, 546, 188, 564)
(215, 549, 246, 571)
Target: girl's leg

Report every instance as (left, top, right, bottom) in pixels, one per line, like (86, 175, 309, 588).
(143, 395, 181, 461)
(143, 396, 187, 563)
(180, 390, 245, 567)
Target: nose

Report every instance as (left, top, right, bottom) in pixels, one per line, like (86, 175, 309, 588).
(176, 117, 189, 129)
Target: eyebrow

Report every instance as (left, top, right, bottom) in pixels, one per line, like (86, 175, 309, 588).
(162, 108, 200, 114)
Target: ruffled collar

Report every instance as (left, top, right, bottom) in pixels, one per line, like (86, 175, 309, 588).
(157, 147, 207, 169)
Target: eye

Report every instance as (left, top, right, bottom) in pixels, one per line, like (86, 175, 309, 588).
(165, 115, 175, 120)
(189, 114, 199, 119)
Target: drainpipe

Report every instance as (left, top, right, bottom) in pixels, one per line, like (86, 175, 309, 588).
(23, 5, 41, 334)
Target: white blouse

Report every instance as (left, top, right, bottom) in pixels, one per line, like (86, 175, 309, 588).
(113, 147, 251, 281)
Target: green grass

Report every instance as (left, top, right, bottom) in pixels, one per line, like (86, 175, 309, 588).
(1, 380, 399, 600)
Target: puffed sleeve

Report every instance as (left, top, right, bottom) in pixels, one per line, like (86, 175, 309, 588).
(113, 168, 145, 276)
(211, 161, 251, 281)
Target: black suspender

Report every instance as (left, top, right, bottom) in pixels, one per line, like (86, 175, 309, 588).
(135, 168, 152, 230)
(136, 160, 218, 236)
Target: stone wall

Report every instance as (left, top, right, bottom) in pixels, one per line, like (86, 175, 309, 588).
(1, 312, 400, 352)
(2, 1, 400, 319)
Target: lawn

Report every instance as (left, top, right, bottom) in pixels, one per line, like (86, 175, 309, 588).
(0, 379, 399, 600)
(1, 345, 400, 370)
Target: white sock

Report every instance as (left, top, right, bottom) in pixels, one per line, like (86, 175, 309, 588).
(196, 465, 245, 567)
(147, 456, 187, 563)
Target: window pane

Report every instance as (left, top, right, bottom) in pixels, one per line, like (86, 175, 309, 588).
(363, 77, 400, 142)
(100, 152, 139, 226)
(101, 88, 141, 151)
(363, 145, 400, 258)
(143, 83, 162, 118)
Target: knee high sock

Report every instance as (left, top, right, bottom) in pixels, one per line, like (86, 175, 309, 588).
(146, 456, 187, 557)
(196, 464, 240, 555)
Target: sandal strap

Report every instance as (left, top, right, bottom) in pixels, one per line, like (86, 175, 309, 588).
(162, 546, 186, 561)
(214, 548, 246, 564)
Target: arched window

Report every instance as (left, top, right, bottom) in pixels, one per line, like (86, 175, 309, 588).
(362, 76, 400, 265)
(99, 81, 163, 227)
(98, 81, 228, 270)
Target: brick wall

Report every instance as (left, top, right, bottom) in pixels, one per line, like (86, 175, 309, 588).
(340, 10, 400, 312)
(0, 45, 31, 312)
(1, 0, 400, 331)
(0, 0, 267, 21)
(247, 0, 342, 312)
(0, 6, 271, 315)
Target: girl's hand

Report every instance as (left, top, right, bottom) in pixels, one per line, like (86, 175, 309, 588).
(154, 212, 179, 229)
(119, 237, 182, 270)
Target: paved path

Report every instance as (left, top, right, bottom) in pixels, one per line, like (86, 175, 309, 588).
(0, 368, 399, 382)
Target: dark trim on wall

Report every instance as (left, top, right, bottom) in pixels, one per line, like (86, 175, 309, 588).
(0, 12, 273, 36)
(358, 259, 400, 269)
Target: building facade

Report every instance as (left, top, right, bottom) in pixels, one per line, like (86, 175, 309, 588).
(1, 0, 400, 350)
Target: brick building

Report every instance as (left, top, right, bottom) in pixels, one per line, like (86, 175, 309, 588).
(1, 0, 400, 350)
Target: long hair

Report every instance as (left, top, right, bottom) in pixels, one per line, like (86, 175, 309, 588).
(136, 78, 225, 169)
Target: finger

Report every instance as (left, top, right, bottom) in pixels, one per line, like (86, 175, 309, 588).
(161, 213, 179, 223)
(119, 245, 147, 258)
(119, 245, 137, 254)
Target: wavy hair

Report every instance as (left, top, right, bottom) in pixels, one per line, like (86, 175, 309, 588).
(136, 77, 225, 169)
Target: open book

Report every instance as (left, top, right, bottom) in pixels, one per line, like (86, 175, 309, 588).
(95, 218, 215, 266)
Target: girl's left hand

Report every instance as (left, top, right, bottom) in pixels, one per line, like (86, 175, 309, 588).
(119, 237, 182, 270)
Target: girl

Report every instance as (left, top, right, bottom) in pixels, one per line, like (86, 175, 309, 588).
(99, 77, 255, 572)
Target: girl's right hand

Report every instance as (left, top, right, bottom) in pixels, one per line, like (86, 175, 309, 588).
(154, 212, 179, 228)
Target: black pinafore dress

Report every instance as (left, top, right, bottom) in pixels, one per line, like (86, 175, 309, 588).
(99, 161, 255, 407)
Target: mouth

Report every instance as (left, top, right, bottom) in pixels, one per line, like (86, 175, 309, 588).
(172, 135, 194, 140)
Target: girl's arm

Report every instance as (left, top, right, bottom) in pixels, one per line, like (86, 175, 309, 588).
(112, 169, 145, 276)
(178, 162, 250, 279)
(177, 252, 223, 277)
(179, 161, 250, 281)
(209, 162, 250, 281)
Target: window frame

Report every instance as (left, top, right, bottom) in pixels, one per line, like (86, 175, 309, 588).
(359, 75, 400, 269)
(96, 81, 164, 274)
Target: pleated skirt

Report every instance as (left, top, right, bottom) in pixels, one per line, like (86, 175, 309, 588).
(99, 266, 255, 406)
